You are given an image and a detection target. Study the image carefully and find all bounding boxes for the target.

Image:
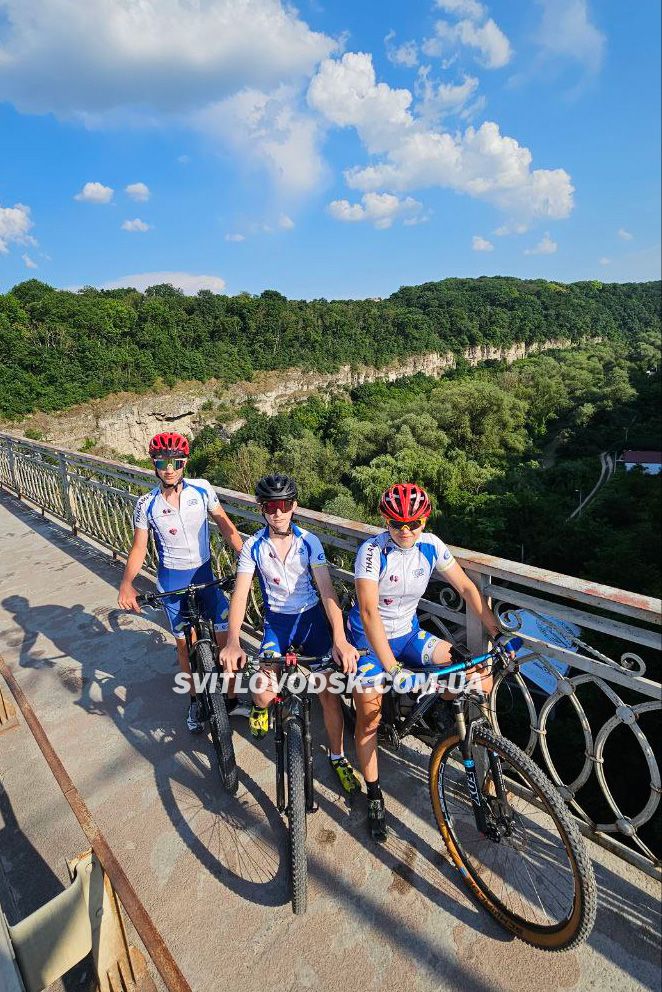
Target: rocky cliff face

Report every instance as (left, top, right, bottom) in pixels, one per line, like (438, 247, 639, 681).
(12, 339, 571, 458)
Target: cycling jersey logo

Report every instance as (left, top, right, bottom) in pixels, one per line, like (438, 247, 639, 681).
(169, 528, 178, 535)
(384, 598, 394, 605)
(269, 552, 277, 559)
(413, 568, 425, 576)
(443, 550, 451, 560)
(273, 577, 281, 585)
(317, 553, 325, 561)
(186, 499, 197, 506)
(389, 575, 399, 583)
(162, 508, 172, 514)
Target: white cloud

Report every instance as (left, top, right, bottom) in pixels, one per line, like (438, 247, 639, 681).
(423, 17, 512, 69)
(309, 54, 573, 224)
(434, 0, 486, 19)
(385, 31, 419, 69)
(22, 253, 38, 269)
(415, 68, 481, 122)
(195, 85, 327, 196)
(74, 181, 113, 203)
(177, 154, 191, 165)
(278, 213, 295, 229)
(328, 192, 422, 229)
(125, 182, 150, 202)
(103, 272, 226, 294)
(0, 0, 336, 116)
(599, 257, 611, 266)
(618, 228, 634, 241)
(472, 235, 493, 251)
(121, 218, 151, 232)
(0, 202, 35, 253)
(524, 232, 558, 255)
(494, 222, 528, 235)
(225, 233, 246, 242)
(536, 0, 605, 74)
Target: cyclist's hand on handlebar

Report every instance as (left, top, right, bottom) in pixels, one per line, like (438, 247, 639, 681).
(496, 633, 522, 659)
(118, 582, 141, 613)
(332, 639, 360, 674)
(391, 665, 418, 693)
(219, 640, 246, 674)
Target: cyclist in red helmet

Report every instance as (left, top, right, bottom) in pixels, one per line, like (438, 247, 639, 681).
(348, 482, 503, 842)
(118, 431, 243, 733)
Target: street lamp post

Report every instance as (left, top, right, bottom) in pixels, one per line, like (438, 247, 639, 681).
(574, 487, 583, 517)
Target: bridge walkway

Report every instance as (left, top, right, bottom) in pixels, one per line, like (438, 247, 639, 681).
(0, 491, 659, 992)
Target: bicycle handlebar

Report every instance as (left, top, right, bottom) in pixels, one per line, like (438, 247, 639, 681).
(136, 574, 235, 606)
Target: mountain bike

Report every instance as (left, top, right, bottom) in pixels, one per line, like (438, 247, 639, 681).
(137, 576, 238, 795)
(340, 637, 597, 950)
(245, 651, 343, 915)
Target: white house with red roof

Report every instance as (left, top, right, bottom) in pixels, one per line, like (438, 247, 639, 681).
(620, 450, 662, 475)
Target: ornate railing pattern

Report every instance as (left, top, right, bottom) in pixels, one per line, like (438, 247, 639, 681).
(0, 432, 660, 879)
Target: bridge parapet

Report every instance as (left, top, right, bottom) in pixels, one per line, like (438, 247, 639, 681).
(0, 432, 660, 879)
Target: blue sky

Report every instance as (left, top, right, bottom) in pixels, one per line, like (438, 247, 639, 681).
(0, 0, 660, 298)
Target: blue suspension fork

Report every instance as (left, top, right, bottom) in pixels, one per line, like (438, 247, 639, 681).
(455, 699, 493, 837)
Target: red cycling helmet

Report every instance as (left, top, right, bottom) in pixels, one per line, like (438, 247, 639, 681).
(379, 483, 432, 522)
(148, 432, 190, 458)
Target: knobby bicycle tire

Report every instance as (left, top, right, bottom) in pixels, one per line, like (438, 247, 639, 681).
(197, 641, 238, 795)
(429, 725, 596, 950)
(286, 719, 308, 915)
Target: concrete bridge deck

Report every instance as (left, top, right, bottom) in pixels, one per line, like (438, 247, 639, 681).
(0, 490, 659, 992)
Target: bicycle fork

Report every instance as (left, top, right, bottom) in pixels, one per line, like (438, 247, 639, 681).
(454, 700, 502, 841)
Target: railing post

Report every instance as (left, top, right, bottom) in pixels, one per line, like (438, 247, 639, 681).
(465, 567, 491, 656)
(6, 440, 20, 498)
(57, 452, 77, 534)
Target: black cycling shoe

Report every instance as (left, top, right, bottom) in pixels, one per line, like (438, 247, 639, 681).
(367, 797, 388, 843)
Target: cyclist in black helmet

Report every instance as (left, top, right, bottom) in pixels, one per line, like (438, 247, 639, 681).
(220, 474, 362, 794)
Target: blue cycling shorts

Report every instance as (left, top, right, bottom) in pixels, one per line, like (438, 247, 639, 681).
(260, 602, 332, 658)
(157, 560, 229, 639)
(347, 614, 441, 685)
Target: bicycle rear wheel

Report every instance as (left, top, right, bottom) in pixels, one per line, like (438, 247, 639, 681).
(286, 719, 307, 915)
(429, 725, 596, 950)
(197, 642, 238, 795)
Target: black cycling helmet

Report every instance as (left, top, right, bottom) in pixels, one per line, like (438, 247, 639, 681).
(255, 473, 298, 502)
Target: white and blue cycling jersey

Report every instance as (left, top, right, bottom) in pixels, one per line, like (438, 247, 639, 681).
(348, 530, 456, 639)
(133, 478, 220, 586)
(237, 524, 327, 616)
(133, 478, 228, 637)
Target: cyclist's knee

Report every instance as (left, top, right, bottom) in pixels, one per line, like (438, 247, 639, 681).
(431, 639, 453, 666)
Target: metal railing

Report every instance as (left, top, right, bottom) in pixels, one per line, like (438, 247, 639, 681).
(0, 432, 660, 879)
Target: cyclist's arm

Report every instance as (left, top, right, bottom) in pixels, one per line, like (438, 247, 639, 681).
(355, 577, 399, 673)
(443, 560, 500, 640)
(312, 565, 358, 671)
(311, 565, 345, 641)
(118, 528, 149, 612)
(223, 569, 253, 646)
(209, 505, 243, 555)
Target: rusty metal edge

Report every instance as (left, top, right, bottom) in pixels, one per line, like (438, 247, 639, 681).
(0, 654, 192, 992)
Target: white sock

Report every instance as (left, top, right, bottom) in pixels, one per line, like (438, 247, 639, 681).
(330, 752, 344, 762)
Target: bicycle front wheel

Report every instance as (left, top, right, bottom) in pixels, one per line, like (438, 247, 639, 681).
(286, 719, 307, 915)
(197, 642, 238, 795)
(429, 725, 596, 950)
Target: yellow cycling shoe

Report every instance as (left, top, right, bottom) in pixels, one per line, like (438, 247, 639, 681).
(249, 705, 270, 739)
(329, 756, 361, 794)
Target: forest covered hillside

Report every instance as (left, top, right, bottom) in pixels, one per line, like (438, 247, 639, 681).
(1, 276, 659, 418)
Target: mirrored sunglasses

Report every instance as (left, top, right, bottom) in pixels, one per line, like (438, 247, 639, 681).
(153, 457, 187, 471)
(261, 498, 294, 514)
(388, 518, 425, 531)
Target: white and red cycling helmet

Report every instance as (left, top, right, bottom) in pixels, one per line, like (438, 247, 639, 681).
(148, 431, 190, 458)
(379, 483, 432, 522)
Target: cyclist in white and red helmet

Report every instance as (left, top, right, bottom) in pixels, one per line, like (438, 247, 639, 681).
(118, 431, 243, 733)
(348, 482, 502, 842)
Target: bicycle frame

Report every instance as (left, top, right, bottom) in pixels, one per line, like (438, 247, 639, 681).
(361, 642, 520, 838)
